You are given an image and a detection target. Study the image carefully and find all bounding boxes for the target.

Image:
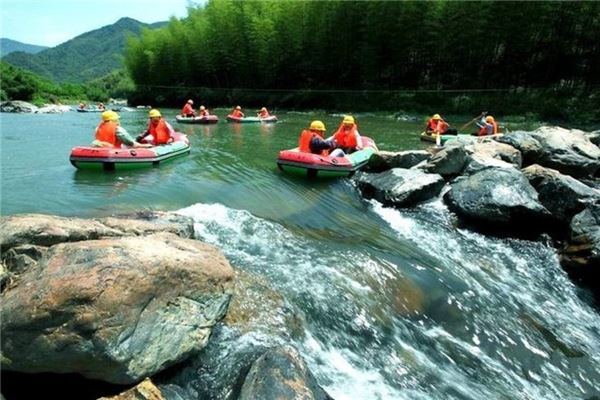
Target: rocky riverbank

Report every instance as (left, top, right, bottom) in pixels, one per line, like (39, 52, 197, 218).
(0, 212, 331, 400)
(356, 126, 600, 288)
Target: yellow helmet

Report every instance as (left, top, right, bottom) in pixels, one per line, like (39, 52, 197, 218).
(486, 115, 495, 122)
(309, 120, 326, 131)
(200, 105, 206, 111)
(187, 99, 194, 104)
(261, 107, 267, 112)
(101, 110, 119, 121)
(342, 115, 355, 125)
(432, 114, 441, 120)
(148, 109, 162, 118)
(235, 106, 241, 110)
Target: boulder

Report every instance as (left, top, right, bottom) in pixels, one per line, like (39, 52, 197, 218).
(98, 378, 164, 400)
(468, 141, 522, 168)
(35, 104, 73, 114)
(1, 232, 233, 384)
(529, 126, 600, 177)
(421, 143, 469, 177)
(238, 346, 333, 400)
(0, 101, 38, 113)
(355, 169, 445, 207)
(463, 153, 516, 176)
(495, 131, 543, 166)
(561, 201, 600, 273)
(522, 164, 600, 225)
(444, 168, 551, 231)
(364, 150, 431, 173)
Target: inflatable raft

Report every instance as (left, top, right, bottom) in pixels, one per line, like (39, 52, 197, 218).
(226, 115, 278, 123)
(175, 115, 219, 124)
(70, 133, 190, 171)
(277, 136, 378, 178)
(420, 132, 504, 145)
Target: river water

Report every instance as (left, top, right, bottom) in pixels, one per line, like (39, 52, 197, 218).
(1, 109, 599, 399)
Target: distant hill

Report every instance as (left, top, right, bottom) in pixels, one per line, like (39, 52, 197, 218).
(0, 38, 48, 57)
(2, 18, 168, 83)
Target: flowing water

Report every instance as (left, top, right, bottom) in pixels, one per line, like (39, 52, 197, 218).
(1, 109, 599, 399)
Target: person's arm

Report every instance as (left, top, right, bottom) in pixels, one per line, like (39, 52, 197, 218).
(117, 126, 152, 148)
(310, 137, 335, 152)
(355, 131, 363, 149)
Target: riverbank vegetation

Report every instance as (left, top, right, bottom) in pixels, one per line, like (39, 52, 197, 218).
(124, 0, 599, 123)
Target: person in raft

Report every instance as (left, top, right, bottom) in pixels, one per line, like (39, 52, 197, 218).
(181, 99, 196, 117)
(425, 114, 457, 136)
(230, 106, 244, 118)
(257, 107, 271, 118)
(93, 111, 152, 148)
(137, 109, 176, 146)
(298, 120, 336, 155)
(474, 112, 498, 136)
(198, 105, 209, 117)
(329, 115, 363, 157)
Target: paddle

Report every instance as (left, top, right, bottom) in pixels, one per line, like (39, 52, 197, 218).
(459, 112, 486, 131)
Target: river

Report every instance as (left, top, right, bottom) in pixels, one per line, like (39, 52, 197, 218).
(1, 108, 599, 399)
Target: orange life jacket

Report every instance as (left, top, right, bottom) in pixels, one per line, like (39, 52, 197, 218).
(199, 109, 209, 117)
(299, 129, 328, 155)
(182, 103, 194, 116)
(146, 118, 173, 145)
(258, 110, 270, 118)
(333, 123, 359, 149)
(95, 121, 122, 147)
(427, 119, 449, 133)
(231, 110, 244, 118)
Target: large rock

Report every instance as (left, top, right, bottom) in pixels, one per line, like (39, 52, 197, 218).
(522, 164, 600, 225)
(238, 346, 333, 400)
(422, 143, 469, 177)
(1, 232, 233, 384)
(364, 150, 431, 173)
(561, 201, 600, 274)
(444, 168, 551, 231)
(530, 126, 600, 177)
(468, 141, 522, 168)
(0, 212, 194, 252)
(495, 131, 543, 166)
(355, 169, 445, 207)
(98, 378, 164, 400)
(0, 100, 38, 113)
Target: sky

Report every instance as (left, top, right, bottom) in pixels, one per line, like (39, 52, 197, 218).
(1, 0, 198, 47)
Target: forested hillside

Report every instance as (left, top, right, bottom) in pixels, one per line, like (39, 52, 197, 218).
(125, 0, 600, 121)
(0, 38, 48, 57)
(3, 18, 167, 83)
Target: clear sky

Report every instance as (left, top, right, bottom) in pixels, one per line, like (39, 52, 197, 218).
(1, 0, 197, 47)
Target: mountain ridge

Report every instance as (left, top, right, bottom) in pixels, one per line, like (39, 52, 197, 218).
(2, 17, 168, 83)
(0, 38, 48, 57)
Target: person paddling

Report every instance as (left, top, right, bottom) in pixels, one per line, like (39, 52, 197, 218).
(230, 106, 244, 118)
(330, 115, 363, 157)
(257, 107, 271, 118)
(474, 112, 498, 136)
(298, 120, 336, 155)
(138, 109, 175, 145)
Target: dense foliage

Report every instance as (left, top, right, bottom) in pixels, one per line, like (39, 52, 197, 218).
(125, 0, 600, 122)
(0, 61, 133, 105)
(3, 18, 166, 83)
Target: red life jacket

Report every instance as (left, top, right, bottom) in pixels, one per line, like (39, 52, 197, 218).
(333, 123, 358, 149)
(231, 110, 244, 118)
(182, 103, 194, 116)
(427, 119, 448, 133)
(299, 129, 328, 155)
(146, 118, 173, 145)
(199, 109, 209, 117)
(95, 121, 122, 147)
(258, 110, 270, 118)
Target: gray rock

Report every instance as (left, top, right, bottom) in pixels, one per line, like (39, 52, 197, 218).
(364, 150, 431, 173)
(468, 141, 523, 168)
(561, 201, 600, 272)
(0, 101, 38, 113)
(463, 153, 516, 176)
(495, 131, 543, 166)
(238, 346, 333, 400)
(423, 144, 469, 177)
(355, 169, 445, 207)
(522, 164, 600, 225)
(530, 126, 600, 177)
(444, 168, 551, 230)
